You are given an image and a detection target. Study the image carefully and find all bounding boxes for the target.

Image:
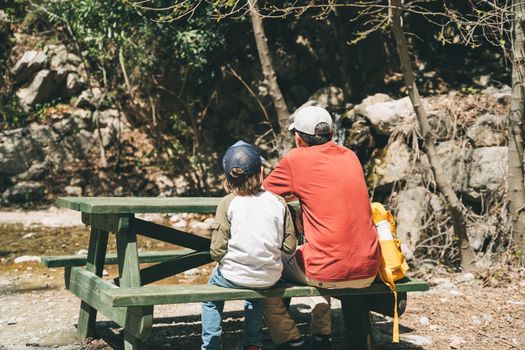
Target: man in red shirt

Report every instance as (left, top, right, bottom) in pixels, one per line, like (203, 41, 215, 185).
(263, 106, 381, 350)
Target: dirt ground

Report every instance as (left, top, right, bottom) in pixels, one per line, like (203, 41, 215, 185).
(0, 208, 524, 350)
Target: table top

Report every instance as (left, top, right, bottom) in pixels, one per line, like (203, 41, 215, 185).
(56, 197, 222, 214)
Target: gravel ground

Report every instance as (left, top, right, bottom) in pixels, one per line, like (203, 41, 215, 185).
(0, 209, 524, 350)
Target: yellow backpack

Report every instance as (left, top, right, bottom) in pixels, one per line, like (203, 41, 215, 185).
(371, 202, 409, 343)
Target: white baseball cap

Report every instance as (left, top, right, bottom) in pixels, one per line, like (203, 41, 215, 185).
(288, 105, 333, 135)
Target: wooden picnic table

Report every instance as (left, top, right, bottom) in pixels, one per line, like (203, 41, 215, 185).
(48, 196, 429, 350)
(54, 196, 220, 349)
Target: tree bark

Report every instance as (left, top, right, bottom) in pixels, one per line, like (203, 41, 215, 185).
(510, 0, 525, 256)
(389, 0, 474, 270)
(248, 0, 293, 154)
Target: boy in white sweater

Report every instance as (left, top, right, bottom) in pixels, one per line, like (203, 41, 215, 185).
(201, 141, 296, 350)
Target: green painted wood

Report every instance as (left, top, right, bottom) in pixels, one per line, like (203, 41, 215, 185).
(56, 197, 221, 214)
(41, 249, 197, 268)
(115, 215, 153, 348)
(81, 213, 122, 233)
(77, 228, 108, 339)
(103, 279, 430, 307)
(137, 251, 212, 285)
(133, 218, 210, 251)
(67, 267, 150, 339)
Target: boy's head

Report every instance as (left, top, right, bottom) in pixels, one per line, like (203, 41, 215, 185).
(288, 105, 333, 147)
(222, 141, 263, 196)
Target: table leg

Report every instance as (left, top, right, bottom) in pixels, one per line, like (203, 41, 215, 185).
(116, 215, 153, 350)
(340, 295, 372, 350)
(77, 227, 109, 339)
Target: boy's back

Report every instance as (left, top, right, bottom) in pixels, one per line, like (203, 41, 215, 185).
(213, 191, 293, 288)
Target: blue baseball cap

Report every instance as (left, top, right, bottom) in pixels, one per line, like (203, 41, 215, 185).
(222, 141, 262, 181)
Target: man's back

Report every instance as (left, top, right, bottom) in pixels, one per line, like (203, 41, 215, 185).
(263, 140, 381, 282)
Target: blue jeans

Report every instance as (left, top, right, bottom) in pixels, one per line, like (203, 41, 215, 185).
(201, 268, 264, 350)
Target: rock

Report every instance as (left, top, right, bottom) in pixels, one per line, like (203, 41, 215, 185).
(482, 85, 511, 104)
(183, 268, 199, 277)
(190, 221, 212, 232)
(401, 335, 432, 346)
(0, 128, 46, 175)
(11, 162, 48, 182)
(22, 232, 36, 239)
(392, 186, 429, 255)
(304, 86, 345, 112)
(16, 69, 56, 109)
(14, 255, 40, 263)
(11, 50, 48, 84)
(173, 220, 188, 229)
(169, 214, 182, 224)
(427, 110, 452, 141)
(464, 147, 507, 201)
(204, 217, 215, 225)
(466, 218, 500, 251)
(449, 335, 465, 349)
(64, 185, 83, 197)
(102, 269, 109, 276)
(2, 181, 46, 203)
(100, 127, 117, 147)
(345, 118, 375, 163)
(76, 249, 88, 255)
(174, 176, 189, 196)
(67, 53, 82, 64)
(419, 316, 431, 326)
(7, 318, 17, 325)
(75, 88, 103, 109)
(421, 141, 468, 191)
(506, 300, 525, 306)
(450, 290, 463, 296)
(369, 140, 413, 190)
(66, 73, 84, 96)
(458, 272, 475, 282)
(155, 175, 175, 197)
(466, 114, 506, 147)
(354, 95, 413, 135)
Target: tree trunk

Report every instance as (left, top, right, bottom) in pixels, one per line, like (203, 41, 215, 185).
(510, 0, 525, 256)
(248, 0, 292, 154)
(389, 0, 474, 270)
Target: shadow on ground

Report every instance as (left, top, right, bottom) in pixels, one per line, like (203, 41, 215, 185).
(85, 304, 424, 350)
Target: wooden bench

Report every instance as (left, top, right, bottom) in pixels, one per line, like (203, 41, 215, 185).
(45, 197, 430, 349)
(41, 249, 197, 268)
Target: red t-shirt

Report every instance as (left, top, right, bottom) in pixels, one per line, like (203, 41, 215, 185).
(263, 141, 381, 282)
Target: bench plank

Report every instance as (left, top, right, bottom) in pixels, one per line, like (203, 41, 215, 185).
(67, 267, 151, 339)
(41, 249, 197, 268)
(103, 279, 430, 307)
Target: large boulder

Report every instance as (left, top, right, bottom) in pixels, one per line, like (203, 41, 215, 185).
(466, 114, 506, 147)
(306, 86, 345, 112)
(2, 181, 46, 203)
(421, 141, 468, 191)
(464, 147, 507, 201)
(391, 186, 431, 258)
(16, 69, 56, 108)
(368, 140, 413, 190)
(0, 128, 46, 175)
(354, 94, 413, 136)
(11, 50, 48, 85)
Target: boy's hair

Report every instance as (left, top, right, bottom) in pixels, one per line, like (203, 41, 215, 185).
(295, 122, 332, 146)
(223, 167, 262, 196)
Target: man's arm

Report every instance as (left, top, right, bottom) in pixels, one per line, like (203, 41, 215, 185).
(210, 195, 233, 262)
(263, 156, 294, 197)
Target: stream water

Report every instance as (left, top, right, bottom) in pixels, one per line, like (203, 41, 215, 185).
(0, 222, 214, 292)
